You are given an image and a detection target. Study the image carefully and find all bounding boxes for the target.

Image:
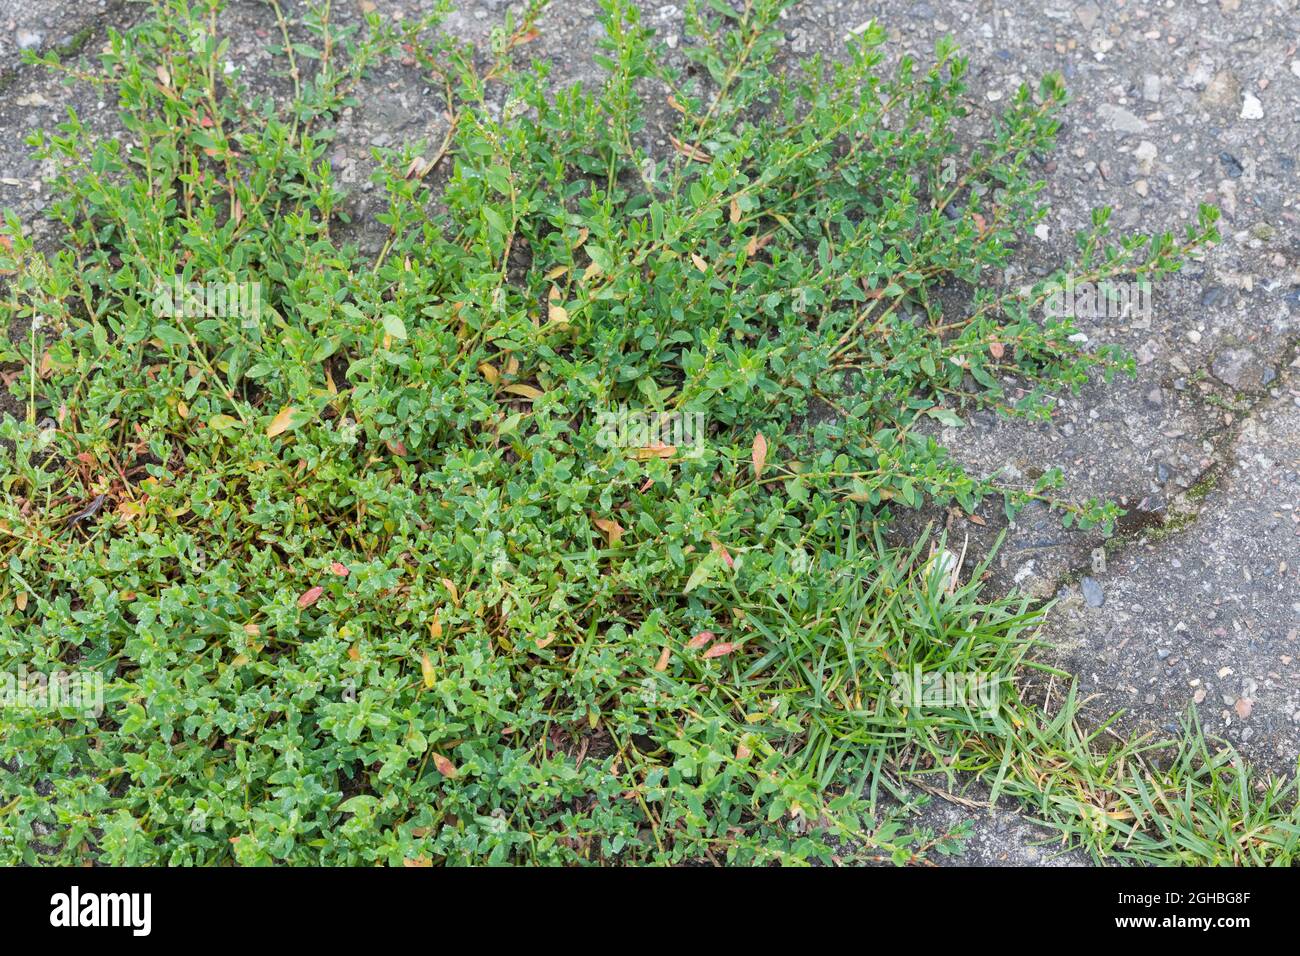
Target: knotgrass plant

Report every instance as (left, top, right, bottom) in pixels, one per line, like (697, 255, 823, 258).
(1, 0, 1295, 865)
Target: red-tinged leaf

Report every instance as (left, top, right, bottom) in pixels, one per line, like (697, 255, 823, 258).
(710, 538, 734, 569)
(668, 133, 711, 163)
(639, 477, 653, 493)
(989, 340, 1005, 359)
(404, 155, 431, 180)
(654, 645, 671, 672)
(402, 857, 432, 867)
(687, 630, 714, 650)
(752, 431, 768, 479)
(297, 585, 324, 609)
(431, 753, 457, 778)
(386, 439, 408, 458)
(330, 561, 350, 576)
(702, 642, 737, 659)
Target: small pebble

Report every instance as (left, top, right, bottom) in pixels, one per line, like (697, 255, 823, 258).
(1219, 153, 1244, 178)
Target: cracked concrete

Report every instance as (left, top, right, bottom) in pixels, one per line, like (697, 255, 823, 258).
(1, 0, 1296, 865)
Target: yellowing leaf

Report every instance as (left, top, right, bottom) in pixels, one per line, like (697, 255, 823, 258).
(654, 645, 671, 672)
(479, 362, 500, 385)
(421, 651, 435, 689)
(593, 516, 624, 547)
(691, 253, 708, 273)
(441, 578, 460, 606)
(266, 405, 298, 438)
(630, 443, 676, 460)
(503, 383, 544, 400)
(547, 285, 569, 326)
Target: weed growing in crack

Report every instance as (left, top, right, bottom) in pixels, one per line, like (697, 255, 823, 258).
(2, 0, 1292, 866)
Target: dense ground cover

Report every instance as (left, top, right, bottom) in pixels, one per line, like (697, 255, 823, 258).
(1, 0, 1296, 865)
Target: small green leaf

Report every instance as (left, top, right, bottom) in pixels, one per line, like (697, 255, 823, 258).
(382, 314, 407, 340)
(925, 406, 965, 428)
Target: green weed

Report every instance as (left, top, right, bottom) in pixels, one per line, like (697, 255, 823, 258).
(2, 0, 1291, 867)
